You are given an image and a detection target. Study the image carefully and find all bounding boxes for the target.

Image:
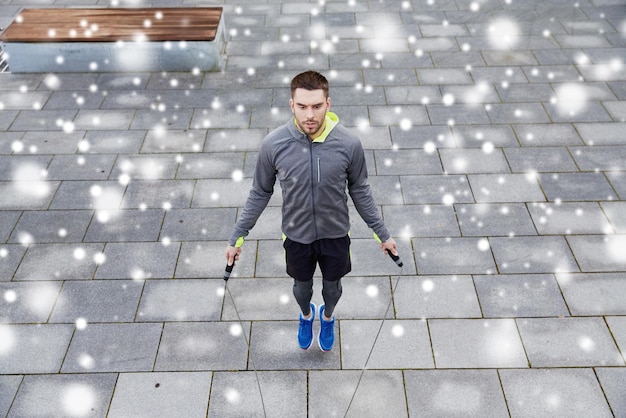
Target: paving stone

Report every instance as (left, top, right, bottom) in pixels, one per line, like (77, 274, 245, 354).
(601, 201, 626, 233)
(351, 238, 417, 276)
(575, 122, 625, 145)
(176, 152, 245, 179)
(0, 155, 52, 181)
(140, 127, 204, 152)
(84, 209, 164, 242)
(368, 175, 405, 205)
(428, 104, 491, 125)
(413, 237, 497, 275)
(567, 235, 626, 272)
(175, 240, 257, 279)
(528, 202, 612, 235)
(137, 278, 223, 322)
(595, 368, 626, 418)
(160, 208, 235, 241)
(417, 68, 473, 85)
(394, 275, 482, 319)
(369, 104, 430, 127)
(221, 277, 298, 321)
(251, 321, 340, 370)
(156, 322, 249, 371)
(95, 241, 180, 280)
(440, 148, 510, 174)
(499, 368, 614, 418)
(309, 370, 407, 417)
(108, 372, 212, 418)
(429, 319, 528, 368)
(606, 316, 626, 360)
(8, 110, 77, 131)
(9, 209, 93, 244)
(517, 317, 623, 367)
(73, 109, 135, 131)
(401, 174, 474, 205)
(49, 280, 143, 323)
(491, 236, 578, 274)
(44, 90, 104, 110)
(383, 204, 460, 238)
(19, 131, 85, 154)
(468, 174, 545, 203)
(254, 239, 291, 278)
(111, 154, 179, 180)
(405, 369, 510, 417)
(0, 324, 74, 373)
(341, 319, 433, 369)
(0, 183, 56, 217)
(0, 210, 20, 242)
(505, 147, 579, 173)
(452, 125, 519, 148)
(570, 145, 626, 171)
(456, 203, 537, 236)
(209, 371, 306, 418)
(63, 323, 162, 373)
(375, 149, 442, 175)
(49, 181, 123, 210)
(384, 85, 442, 105)
(82, 130, 145, 153)
(607, 171, 626, 200)
(14, 243, 104, 281)
(513, 123, 584, 146)
(9, 374, 117, 418)
(539, 172, 618, 201)
(474, 274, 569, 318)
(556, 272, 626, 315)
(0, 244, 26, 282)
(205, 128, 267, 152)
(496, 83, 555, 102)
(122, 179, 195, 209)
(487, 103, 551, 124)
(0, 375, 22, 418)
(131, 109, 194, 131)
(331, 276, 394, 320)
(0, 281, 62, 323)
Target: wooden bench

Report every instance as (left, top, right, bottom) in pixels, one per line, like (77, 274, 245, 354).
(0, 7, 224, 72)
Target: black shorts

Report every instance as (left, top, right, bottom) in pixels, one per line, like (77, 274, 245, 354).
(283, 235, 351, 282)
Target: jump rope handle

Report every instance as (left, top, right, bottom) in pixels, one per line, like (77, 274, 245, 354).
(224, 262, 234, 281)
(388, 251, 403, 268)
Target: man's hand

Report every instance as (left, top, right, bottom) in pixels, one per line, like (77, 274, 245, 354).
(225, 245, 242, 267)
(380, 237, 398, 256)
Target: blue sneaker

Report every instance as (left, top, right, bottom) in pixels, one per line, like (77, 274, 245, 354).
(318, 304, 335, 352)
(298, 303, 316, 350)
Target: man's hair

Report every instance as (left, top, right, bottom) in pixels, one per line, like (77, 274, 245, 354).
(290, 71, 329, 98)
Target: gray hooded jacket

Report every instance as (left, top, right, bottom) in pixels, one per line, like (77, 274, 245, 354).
(228, 112, 390, 246)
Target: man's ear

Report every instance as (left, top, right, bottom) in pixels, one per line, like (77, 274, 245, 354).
(326, 97, 331, 109)
(289, 98, 295, 113)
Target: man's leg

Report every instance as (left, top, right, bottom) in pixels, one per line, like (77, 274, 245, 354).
(284, 237, 317, 349)
(321, 278, 342, 318)
(293, 279, 314, 317)
(317, 235, 351, 351)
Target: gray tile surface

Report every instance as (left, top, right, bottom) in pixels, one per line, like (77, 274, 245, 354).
(1, 0, 624, 416)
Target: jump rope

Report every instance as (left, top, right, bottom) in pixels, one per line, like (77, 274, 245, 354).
(223, 249, 404, 418)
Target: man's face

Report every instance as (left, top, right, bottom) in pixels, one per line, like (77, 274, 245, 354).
(290, 88, 330, 137)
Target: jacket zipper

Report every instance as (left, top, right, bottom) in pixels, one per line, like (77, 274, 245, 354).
(309, 139, 319, 239)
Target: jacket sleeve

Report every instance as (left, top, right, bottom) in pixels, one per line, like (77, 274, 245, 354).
(346, 139, 391, 243)
(228, 140, 276, 246)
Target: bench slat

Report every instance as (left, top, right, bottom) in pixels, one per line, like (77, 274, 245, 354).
(0, 7, 222, 42)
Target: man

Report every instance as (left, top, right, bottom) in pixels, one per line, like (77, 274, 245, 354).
(225, 70, 397, 351)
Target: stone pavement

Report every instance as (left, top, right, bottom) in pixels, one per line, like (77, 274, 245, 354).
(1, 0, 625, 416)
